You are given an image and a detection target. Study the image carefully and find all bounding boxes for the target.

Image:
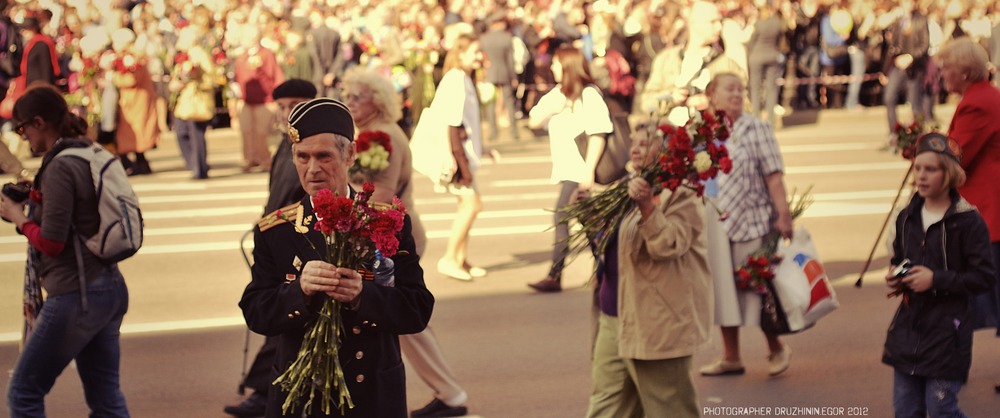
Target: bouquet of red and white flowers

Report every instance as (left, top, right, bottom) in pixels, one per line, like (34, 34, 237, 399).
(274, 182, 407, 415)
(559, 109, 733, 259)
(349, 130, 393, 184)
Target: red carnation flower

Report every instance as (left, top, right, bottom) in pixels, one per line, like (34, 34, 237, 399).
(719, 157, 733, 173)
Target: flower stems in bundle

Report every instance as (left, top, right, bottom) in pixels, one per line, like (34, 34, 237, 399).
(275, 298, 353, 416)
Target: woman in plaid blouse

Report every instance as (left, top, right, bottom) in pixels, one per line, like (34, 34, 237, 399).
(698, 72, 795, 378)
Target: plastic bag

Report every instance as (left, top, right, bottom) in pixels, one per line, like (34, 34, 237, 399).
(772, 227, 839, 332)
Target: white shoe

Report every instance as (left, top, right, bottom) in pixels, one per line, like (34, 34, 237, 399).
(699, 359, 746, 376)
(768, 344, 791, 376)
(437, 259, 472, 281)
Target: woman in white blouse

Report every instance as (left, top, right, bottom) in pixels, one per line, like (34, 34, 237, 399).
(527, 45, 614, 293)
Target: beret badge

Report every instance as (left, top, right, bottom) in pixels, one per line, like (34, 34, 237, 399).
(288, 125, 301, 143)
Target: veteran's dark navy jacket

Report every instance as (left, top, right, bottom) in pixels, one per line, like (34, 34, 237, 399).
(883, 190, 995, 382)
(240, 195, 434, 417)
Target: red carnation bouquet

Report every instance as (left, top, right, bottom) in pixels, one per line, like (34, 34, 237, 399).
(559, 109, 733, 259)
(733, 188, 812, 295)
(274, 182, 407, 415)
(892, 118, 939, 159)
(349, 130, 393, 184)
(736, 255, 775, 294)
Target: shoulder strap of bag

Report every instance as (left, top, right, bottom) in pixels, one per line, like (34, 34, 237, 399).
(73, 232, 89, 313)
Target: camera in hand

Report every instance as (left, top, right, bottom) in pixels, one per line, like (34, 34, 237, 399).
(2, 182, 30, 204)
(892, 259, 913, 279)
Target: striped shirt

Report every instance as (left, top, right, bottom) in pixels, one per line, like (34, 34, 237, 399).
(717, 113, 785, 242)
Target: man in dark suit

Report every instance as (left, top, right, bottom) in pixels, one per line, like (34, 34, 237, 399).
(240, 98, 434, 417)
(308, 11, 342, 98)
(225, 79, 316, 418)
(479, 13, 520, 141)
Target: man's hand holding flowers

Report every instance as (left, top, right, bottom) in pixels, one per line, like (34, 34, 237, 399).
(300, 261, 362, 306)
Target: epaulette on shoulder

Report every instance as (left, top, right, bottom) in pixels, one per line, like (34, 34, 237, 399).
(370, 201, 392, 211)
(258, 202, 301, 232)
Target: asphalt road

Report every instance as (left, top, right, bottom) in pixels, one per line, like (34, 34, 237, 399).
(1, 104, 998, 418)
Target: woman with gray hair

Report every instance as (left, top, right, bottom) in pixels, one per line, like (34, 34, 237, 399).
(341, 67, 426, 254)
(341, 67, 470, 418)
(935, 36, 1000, 391)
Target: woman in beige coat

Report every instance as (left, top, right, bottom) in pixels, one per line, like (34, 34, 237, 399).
(586, 125, 713, 418)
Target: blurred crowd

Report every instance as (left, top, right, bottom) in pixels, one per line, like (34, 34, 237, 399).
(0, 0, 997, 173)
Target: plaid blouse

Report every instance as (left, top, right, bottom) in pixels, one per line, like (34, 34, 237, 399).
(717, 113, 785, 242)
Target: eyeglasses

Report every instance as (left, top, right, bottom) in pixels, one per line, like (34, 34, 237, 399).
(13, 119, 30, 136)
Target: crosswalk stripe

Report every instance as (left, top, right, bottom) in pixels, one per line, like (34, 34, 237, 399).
(131, 177, 268, 192)
(139, 191, 267, 204)
(786, 161, 909, 174)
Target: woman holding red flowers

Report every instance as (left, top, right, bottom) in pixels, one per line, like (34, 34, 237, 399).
(585, 122, 712, 418)
(699, 72, 795, 378)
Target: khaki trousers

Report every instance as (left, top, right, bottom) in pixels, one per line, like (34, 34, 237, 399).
(238, 102, 274, 167)
(399, 325, 466, 405)
(586, 314, 700, 418)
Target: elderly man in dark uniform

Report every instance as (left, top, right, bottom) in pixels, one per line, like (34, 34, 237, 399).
(239, 98, 434, 418)
(225, 79, 316, 418)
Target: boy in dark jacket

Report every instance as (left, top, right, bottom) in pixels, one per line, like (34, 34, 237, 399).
(884, 133, 996, 418)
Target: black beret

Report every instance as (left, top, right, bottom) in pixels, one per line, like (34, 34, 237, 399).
(916, 132, 961, 163)
(287, 98, 354, 143)
(272, 78, 317, 101)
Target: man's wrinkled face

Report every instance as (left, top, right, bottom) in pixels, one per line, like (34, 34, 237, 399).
(293, 134, 356, 196)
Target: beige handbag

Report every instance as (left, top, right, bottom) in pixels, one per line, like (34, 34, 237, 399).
(174, 83, 214, 122)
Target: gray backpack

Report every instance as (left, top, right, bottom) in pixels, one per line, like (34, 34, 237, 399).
(56, 144, 143, 263)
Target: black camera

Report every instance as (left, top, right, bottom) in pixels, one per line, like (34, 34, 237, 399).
(2, 182, 30, 204)
(892, 259, 913, 279)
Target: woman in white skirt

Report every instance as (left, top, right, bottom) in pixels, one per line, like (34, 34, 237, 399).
(699, 73, 795, 377)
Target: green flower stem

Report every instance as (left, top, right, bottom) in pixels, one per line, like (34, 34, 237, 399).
(275, 236, 355, 415)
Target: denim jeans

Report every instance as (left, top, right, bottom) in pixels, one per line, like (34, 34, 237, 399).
(893, 369, 966, 418)
(173, 117, 211, 179)
(7, 266, 130, 418)
(845, 47, 866, 109)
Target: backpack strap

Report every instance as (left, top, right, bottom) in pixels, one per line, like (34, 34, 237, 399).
(73, 234, 89, 313)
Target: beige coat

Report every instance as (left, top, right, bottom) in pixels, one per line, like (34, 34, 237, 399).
(616, 187, 713, 360)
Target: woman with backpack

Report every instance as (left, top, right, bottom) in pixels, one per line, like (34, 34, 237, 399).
(0, 85, 131, 418)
